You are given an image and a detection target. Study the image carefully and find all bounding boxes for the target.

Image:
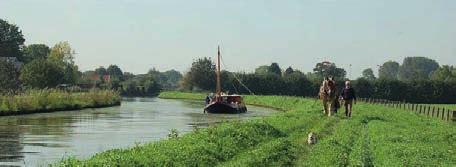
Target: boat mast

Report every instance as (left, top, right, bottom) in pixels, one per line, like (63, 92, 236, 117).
(216, 46, 222, 97)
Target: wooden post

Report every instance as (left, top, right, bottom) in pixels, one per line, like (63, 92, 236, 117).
(453, 110, 456, 122)
(432, 106, 435, 117)
(441, 108, 445, 120)
(447, 109, 450, 121)
(436, 107, 440, 118)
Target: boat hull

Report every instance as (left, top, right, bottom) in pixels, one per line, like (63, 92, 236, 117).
(204, 102, 247, 114)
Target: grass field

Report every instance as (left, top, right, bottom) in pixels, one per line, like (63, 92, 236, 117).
(57, 91, 456, 166)
(0, 89, 121, 116)
(429, 104, 456, 110)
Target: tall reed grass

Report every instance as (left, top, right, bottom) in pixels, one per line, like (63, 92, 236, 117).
(0, 89, 121, 115)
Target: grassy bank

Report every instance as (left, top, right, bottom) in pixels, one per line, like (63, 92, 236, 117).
(57, 91, 455, 166)
(0, 89, 121, 116)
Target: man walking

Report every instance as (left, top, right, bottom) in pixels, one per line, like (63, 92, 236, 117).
(340, 81, 356, 117)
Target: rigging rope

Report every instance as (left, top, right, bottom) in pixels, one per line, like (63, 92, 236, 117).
(219, 52, 255, 95)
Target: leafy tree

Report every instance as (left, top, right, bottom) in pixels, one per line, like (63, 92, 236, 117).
(123, 72, 135, 81)
(284, 66, 294, 76)
(48, 41, 79, 84)
(0, 60, 19, 93)
(312, 61, 346, 80)
(0, 19, 25, 60)
(378, 61, 399, 80)
(121, 73, 161, 96)
(431, 65, 456, 82)
(95, 67, 108, 76)
(20, 58, 64, 88)
(22, 44, 50, 63)
(107, 65, 123, 79)
(268, 63, 282, 76)
(398, 57, 439, 81)
(160, 69, 183, 89)
(182, 57, 215, 91)
(361, 68, 376, 81)
(353, 78, 374, 98)
(254, 65, 270, 75)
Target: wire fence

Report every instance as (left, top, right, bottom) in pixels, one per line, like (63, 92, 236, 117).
(358, 98, 455, 122)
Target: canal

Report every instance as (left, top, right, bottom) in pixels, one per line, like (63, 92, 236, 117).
(0, 98, 276, 166)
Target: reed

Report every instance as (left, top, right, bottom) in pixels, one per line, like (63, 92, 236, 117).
(0, 89, 121, 116)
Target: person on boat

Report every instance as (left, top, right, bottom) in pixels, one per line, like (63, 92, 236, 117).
(340, 81, 357, 117)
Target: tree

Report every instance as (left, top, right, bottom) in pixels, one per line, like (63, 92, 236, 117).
(22, 44, 50, 63)
(20, 58, 64, 88)
(95, 67, 108, 76)
(431, 65, 456, 82)
(123, 72, 135, 81)
(181, 57, 215, 91)
(398, 57, 439, 81)
(121, 73, 161, 96)
(160, 69, 183, 89)
(0, 19, 25, 60)
(312, 61, 346, 80)
(353, 78, 374, 98)
(254, 65, 270, 75)
(284, 66, 295, 76)
(268, 63, 282, 76)
(48, 41, 79, 84)
(361, 68, 376, 81)
(0, 60, 20, 93)
(378, 61, 399, 80)
(107, 65, 123, 79)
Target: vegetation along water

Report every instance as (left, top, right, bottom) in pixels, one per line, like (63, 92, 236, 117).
(56, 91, 456, 166)
(0, 89, 120, 116)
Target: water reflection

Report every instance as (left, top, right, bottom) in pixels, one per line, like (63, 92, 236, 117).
(0, 98, 276, 166)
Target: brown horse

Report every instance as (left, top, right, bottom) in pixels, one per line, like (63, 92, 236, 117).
(319, 77, 338, 116)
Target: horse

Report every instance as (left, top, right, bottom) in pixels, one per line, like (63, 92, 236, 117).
(319, 77, 338, 116)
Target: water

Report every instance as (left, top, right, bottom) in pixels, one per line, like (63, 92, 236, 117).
(0, 98, 277, 166)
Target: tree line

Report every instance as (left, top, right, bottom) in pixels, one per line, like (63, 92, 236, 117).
(0, 18, 182, 96)
(181, 57, 456, 104)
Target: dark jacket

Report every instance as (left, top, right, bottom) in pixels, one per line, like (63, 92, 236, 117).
(341, 87, 356, 100)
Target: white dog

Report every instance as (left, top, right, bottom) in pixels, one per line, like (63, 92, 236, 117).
(307, 132, 317, 145)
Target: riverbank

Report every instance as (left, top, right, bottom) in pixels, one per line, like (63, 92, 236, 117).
(57, 91, 456, 166)
(0, 89, 121, 116)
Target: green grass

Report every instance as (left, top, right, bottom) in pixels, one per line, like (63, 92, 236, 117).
(428, 104, 456, 110)
(57, 91, 456, 166)
(0, 89, 121, 115)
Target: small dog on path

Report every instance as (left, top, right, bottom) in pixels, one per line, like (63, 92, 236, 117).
(307, 132, 317, 145)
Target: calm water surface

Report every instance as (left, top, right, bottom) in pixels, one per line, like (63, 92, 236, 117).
(0, 98, 276, 166)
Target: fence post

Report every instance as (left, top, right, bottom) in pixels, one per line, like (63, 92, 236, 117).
(452, 111, 456, 121)
(441, 108, 445, 120)
(453, 111, 456, 122)
(447, 109, 450, 121)
(432, 106, 435, 117)
(436, 107, 440, 118)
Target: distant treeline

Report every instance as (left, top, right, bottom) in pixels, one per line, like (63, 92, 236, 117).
(0, 18, 182, 97)
(181, 57, 456, 104)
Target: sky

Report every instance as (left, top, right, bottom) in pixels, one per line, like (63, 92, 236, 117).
(1, 0, 455, 78)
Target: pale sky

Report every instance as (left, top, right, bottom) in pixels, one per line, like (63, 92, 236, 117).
(1, 0, 455, 78)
